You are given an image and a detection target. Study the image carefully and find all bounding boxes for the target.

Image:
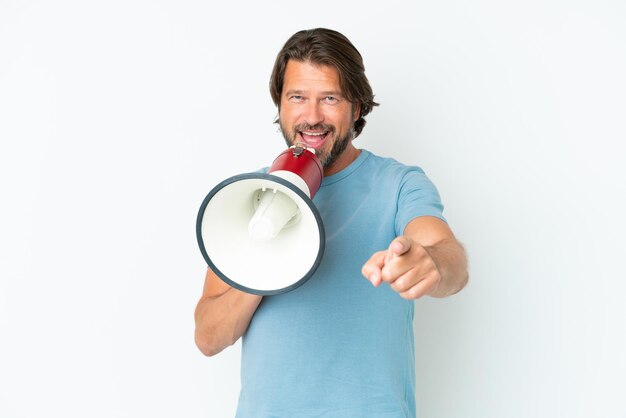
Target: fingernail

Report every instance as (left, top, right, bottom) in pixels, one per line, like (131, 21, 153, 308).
(369, 274, 378, 286)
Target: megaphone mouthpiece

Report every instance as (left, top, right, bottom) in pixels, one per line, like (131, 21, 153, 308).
(248, 188, 299, 241)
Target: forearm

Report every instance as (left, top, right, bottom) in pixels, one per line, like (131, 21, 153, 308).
(194, 289, 262, 356)
(425, 238, 469, 298)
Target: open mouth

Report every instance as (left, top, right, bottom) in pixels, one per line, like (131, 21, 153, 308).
(298, 130, 330, 148)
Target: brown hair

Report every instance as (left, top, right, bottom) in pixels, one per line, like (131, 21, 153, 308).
(270, 28, 379, 138)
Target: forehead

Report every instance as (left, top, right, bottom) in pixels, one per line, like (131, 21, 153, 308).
(282, 60, 342, 93)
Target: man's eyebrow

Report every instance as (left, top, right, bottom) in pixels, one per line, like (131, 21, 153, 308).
(320, 91, 343, 97)
(284, 89, 344, 97)
(284, 89, 305, 96)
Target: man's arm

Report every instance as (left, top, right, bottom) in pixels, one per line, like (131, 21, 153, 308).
(194, 268, 263, 356)
(361, 216, 468, 299)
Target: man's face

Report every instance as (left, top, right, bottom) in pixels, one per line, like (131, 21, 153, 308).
(278, 60, 360, 170)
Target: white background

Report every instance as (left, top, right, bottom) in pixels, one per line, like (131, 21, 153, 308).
(1, 1, 625, 417)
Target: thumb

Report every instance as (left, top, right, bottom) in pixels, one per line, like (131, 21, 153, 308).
(386, 237, 411, 262)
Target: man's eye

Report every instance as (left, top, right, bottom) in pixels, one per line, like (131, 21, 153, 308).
(289, 95, 304, 103)
(323, 96, 338, 104)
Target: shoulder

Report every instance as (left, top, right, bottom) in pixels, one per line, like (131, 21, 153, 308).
(359, 149, 428, 182)
(359, 150, 442, 206)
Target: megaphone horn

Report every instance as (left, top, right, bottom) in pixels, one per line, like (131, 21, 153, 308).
(196, 145, 325, 295)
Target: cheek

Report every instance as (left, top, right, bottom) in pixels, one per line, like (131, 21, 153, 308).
(333, 115, 354, 134)
(279, 108, 300, 128)
(332, 106, 355, 128)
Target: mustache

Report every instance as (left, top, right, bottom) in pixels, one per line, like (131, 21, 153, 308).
(293, 123, 336, 134)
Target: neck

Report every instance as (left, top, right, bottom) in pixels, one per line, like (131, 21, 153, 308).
(323, 143, 360, 176)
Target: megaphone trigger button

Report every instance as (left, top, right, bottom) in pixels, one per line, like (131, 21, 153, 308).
(292, 144, 305, 156)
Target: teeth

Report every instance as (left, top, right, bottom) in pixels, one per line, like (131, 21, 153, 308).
(302, 132, 326, 136)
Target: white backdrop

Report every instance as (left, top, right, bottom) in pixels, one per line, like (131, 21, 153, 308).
(1, 1, 624, 417)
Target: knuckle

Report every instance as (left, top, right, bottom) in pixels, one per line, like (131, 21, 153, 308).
(404, 285, 422, 300)
(390, 280, 402, 292)
(399, 290, 414, 300)
(381, 269, 394, 283)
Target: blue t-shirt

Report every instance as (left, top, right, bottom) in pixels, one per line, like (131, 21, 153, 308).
(236, 149, 445, 418)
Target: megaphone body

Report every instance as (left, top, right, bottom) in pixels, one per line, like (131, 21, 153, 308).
(196, 145, 325, 295)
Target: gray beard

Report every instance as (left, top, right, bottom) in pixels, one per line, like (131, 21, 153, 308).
(279, 122, 353, 168)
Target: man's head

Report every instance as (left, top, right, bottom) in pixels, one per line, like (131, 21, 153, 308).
(270, 28, 378, 171)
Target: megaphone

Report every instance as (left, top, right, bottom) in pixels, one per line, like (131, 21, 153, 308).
(196, 145, 325, 295)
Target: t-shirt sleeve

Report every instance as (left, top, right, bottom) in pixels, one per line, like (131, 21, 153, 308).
(395, 168, 446, 236)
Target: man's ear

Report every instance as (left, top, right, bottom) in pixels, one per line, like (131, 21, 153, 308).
(353, 103, 361, 122)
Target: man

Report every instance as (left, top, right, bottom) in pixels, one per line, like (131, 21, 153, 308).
(195, 28, 468, 417)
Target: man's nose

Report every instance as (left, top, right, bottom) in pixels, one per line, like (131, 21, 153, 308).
(303, 101, 324, 126)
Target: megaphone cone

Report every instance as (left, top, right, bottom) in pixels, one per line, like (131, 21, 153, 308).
(196, 145, 325, 295)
